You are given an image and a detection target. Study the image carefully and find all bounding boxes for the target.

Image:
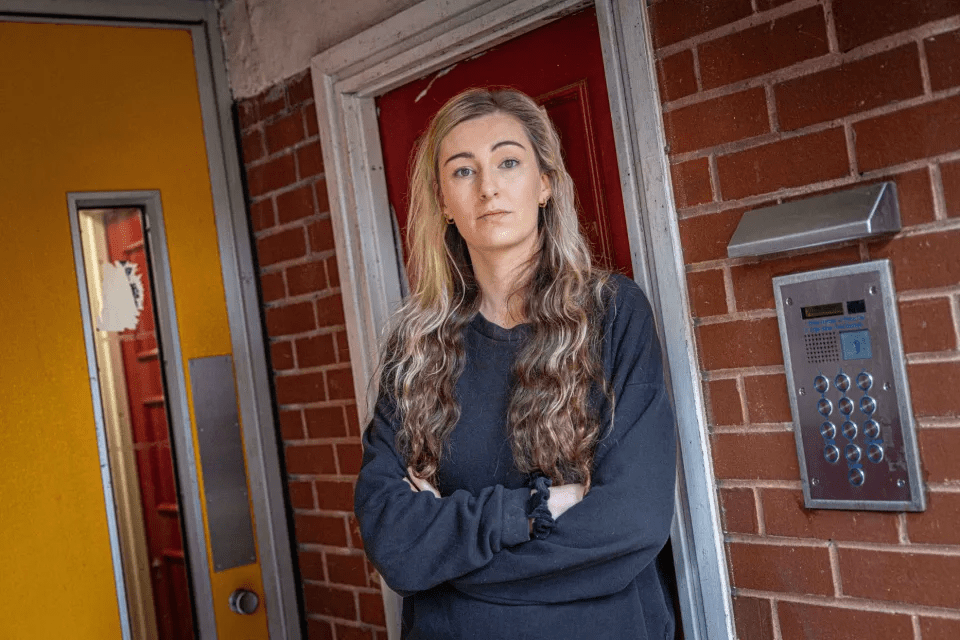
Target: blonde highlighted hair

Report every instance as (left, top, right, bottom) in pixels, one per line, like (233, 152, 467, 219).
(379, 88, 613, 488)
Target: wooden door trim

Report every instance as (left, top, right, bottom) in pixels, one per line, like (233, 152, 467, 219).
(310, 1, 735, 639)
(0, 4, 303, 639)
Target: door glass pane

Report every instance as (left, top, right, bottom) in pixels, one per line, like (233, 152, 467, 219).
(77, 207, 196, 640)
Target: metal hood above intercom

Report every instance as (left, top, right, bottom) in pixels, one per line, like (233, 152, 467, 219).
(727, 182, 901, 258)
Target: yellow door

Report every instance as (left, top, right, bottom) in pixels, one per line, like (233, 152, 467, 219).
(0, 20, 270, 640)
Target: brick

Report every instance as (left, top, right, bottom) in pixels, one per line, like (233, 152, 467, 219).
(700, 7, 830, 90)
(325, 256, 341, 289)
(237, 97, 260, 130)
(287, 70, 314, 107)
(943, 159, 960, 218)
(288, 480, 315, 510)
(303, 583, 356, 619)
(308, 217, 336, 253)
(671, 157, 713, 209)
(337, 442, 363, 475)
(921, 617, 960, 640)
(345, 404, 360, 436)
(337, 331, 351, 362)
(297, 334, 338, 368)
(307, 618, 333, 640)
(733, 596, 774, 640)
(296, 513, 349, 547)
(833, 0, 960, 52)
(775, 44, 923, 131)
(250, 198, 276, 232)
(648, 0, 753, 49)
(854, 94, 960, 172)
(304, 104, 320, 137)
(777, 601, 913, 640)
(288, 260, 329, 297)
(712, 431, 800, 480)
(899, 297, 956, 353)
(687, 269, 727, 318)
(315, 180, 330, 212)
(908, 361, 960, 417)
(266, 110, 305, 154)
(306, 406, 349, 439)
(317, 294, 346, 327)
(869, 229, 960, 291)
(348, 514, 365, 549)
(887, 168, 936, 227)
(919, 428, 960, 482)
(717, 128, 849, 200)
(276, 371, 327, 405)
(277, 183, 316, 224)
(730, 245, 861, 311)
(257, 84, 287, 121)
(259, 271, 285, 303)
(247, 153, 297, 197)
(761, 488, 899, 542)
(241, 128, 265, 163)
(279, 409, 305, 441)
(678, 208, 747, 265)
(728, 541, 833, 595)
(326, 552, 367, 587)
(335, 624, 374, 640)
(756, 0, 792, 8)
(663, 88, 768, 154)
(907, 491, 960, 544)
(257, 227, 307, 266)
(270, 339, 295, 370)
(744, 373, 792, 424)
(326, 367, 356, 401)
(298, 143, 325, 179)
(298, 549, 325, 581)
(285, 443, 337, 475)
(927, 29, 960, 91)
(706, 378, 743, 426)
(266, 301, 316, 337)
(358, 591, 386, 626)
(316, 480, 355, 512)
(656, 49, 698, 103)
(719, 487, 757, 534)
(697, 317, 783, 370)
(838, 548, 960, 608)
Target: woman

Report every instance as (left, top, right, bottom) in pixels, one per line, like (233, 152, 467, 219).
(354, 88, 677, 639)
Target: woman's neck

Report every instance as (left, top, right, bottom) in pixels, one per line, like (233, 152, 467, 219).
(469, 244, 535, 329)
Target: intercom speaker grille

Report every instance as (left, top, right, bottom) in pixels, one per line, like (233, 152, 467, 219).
(805, 332, 840, 364)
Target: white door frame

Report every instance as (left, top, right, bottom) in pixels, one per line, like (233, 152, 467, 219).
(0, 2, 302, 638)
(310, 1, 734, 638)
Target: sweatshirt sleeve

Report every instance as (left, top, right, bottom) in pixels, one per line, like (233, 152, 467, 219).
(449, 279, 677, 604)
(354, 394, 533, 596)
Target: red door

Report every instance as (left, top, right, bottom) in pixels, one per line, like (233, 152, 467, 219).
(377, 7, 632, 278)
(375, 6, 681, 636)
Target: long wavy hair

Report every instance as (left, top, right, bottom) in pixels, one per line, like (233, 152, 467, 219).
(378, 88, 613, 489)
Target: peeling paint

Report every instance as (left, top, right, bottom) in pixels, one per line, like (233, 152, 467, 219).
(415, 63, 457, 103)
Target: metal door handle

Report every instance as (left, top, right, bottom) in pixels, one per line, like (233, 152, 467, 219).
(228, 588, 259, 615)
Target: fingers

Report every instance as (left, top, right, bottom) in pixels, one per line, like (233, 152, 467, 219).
(406, 467, 441, 498)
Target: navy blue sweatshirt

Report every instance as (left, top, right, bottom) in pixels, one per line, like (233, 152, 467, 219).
(355, 275, 677, 639)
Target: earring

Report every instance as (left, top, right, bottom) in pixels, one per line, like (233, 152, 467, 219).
(445, 216, 455, 225)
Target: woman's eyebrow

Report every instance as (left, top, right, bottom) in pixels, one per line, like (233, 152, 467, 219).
(442, 140, 526, 167)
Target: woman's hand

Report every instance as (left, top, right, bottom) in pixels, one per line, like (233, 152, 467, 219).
(547, 483, 585, 520)
(404, 467, 441, 498)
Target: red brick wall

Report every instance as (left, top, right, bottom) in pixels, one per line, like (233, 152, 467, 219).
(237, 71, 387, 640)
(649, 0, 960, 637)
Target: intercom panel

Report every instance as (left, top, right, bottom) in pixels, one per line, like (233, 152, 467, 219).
(773, 260, 925, 511)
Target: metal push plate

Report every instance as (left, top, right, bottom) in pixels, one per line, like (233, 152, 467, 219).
(773, 260, 925, 511)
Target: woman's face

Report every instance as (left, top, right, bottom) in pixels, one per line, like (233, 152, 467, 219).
(437, 112, 551, 261)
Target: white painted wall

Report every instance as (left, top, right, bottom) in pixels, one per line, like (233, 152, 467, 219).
(216, 0, 423, 98)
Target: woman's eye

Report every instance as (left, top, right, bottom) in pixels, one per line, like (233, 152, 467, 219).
(500, 158, 519, 169)
(453, 167, 473, 178)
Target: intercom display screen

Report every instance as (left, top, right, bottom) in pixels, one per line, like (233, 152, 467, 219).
(840, 329, 873, 360)
(801, 302, 844, 319)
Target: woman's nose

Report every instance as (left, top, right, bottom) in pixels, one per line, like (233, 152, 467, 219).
(478, 170, 498, 199)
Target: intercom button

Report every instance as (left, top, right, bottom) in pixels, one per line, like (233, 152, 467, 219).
(857, 372, 873, 391)
(814, 375, 829, 393)
(867, 443, 884, 464)
(818, 398, 833, 416)
(839, 397, 854, 416)
(849, 468, 866, 487)
(860, 396, 877, 416)
(864, 419, 881, 439)
(845, 444, 862, 464)
(835, 373, 851, 392)
(842, 420, 858, 440)
(820, 421, 837, 440)
(824, 444, 841, 464)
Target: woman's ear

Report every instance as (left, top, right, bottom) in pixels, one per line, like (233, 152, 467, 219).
(539, 173, 552, 204)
